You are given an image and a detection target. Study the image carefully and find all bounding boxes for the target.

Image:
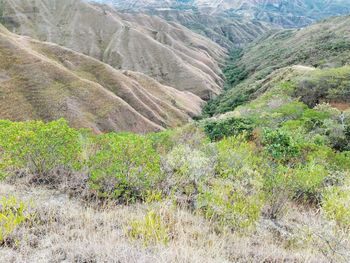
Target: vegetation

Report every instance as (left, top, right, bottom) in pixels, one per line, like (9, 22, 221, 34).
(0, 196, 32, 244)
(204, 16, 350, 117)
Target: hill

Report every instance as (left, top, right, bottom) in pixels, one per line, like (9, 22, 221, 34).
(1, 0, 226, 99)
(204, 16, 350, 116)
(100, 0, 350, 28)
(0, 24, 203, 132)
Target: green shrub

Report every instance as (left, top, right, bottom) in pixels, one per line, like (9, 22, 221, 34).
(292, 162, 328, 204)
(0, 196, 32, 244)
(262, 128, 300, 163)
(263, 165, 292, 220)
(323, 185, 350, 229)
(88, 133, 162, 203)
(196, 136, 264, 230)
(0, 119, 81, 180)
(162, 144, 216, 206)
(147, 130, 175, 155)
(197, 179, 263, 230)
(127, 210, 169, 246)
(216, 135, 263, 180)
(204, 117, 255, 141)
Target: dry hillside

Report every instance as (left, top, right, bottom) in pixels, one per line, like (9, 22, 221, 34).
(2, 0, 227, 99)
(0, 24, 203, 133)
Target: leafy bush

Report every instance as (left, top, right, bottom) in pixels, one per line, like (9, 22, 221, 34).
(0, 196, 32, 244)
(197, 179, 263, 230)
(196, 136, 264, 230)
(262, 129, 300, 163)
(263, 166, 292, 220)
(323, 186, 350, 229)
(292, 162, 328, 204)
(204, 117, 255, 141)
(88, 133, 162, 203)
(162, 144, 215, 207)
(0, 119, 81, 181)
(127, 210, 169, 246)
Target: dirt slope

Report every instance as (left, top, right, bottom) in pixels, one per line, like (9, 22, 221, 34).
(0, 24, 203, 133)
(2, 0, 226, 99)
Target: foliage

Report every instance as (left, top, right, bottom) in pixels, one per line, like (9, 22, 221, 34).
(0, 196, 32, 244)
(292, 162, 328, 204)
(323, 185, 350, 229)
(0, 119, 81, 180)
(161, 144, 215, 207)
(127, 210, 169, 246)
(204, 117, 255, 141)
(196, 136, 265, 230)
(197, 178, 263, 230)
(88, 133, 162, 203)
(262, 129, 300, 163)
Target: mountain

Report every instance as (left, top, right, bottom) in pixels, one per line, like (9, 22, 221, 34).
(1, 0, 226, 100)
(203, 15, 350, 116)
(101, 0, 350, 28)
(0, 23, 204, 133)
(145, 9, 271, 49)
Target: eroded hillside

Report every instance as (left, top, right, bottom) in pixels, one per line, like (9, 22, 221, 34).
(0, 24, 203, 132)
(2, 0, 226, 99)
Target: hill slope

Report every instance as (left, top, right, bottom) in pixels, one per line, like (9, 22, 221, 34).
(100, 0, 350, 27)
(204, 16, 350, 116)
(1, 0, 226, 99)
(0, 24, 203, 132)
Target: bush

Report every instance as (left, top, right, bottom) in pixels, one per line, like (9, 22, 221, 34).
(197, 179, 263, 230)
(262, 128, 300, 163)
(323, 186, 350, 229)
(292, 162, 328, 204)
(127, 210, 169, 246)
(196, 136, 264, 230)
(0, 119, 81, 181)
(204, 117, 255, 141)
(162, 144, 216, 207)
(263, 166, 292, 220)
(88, 133, 162, 203)
(0, 196, 32, 245)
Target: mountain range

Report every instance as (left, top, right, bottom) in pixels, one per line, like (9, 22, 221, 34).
(97, 0, 350, 27)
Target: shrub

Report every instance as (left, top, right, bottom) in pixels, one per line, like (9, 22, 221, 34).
(197, 179, 263, 230)
(323, 186, 350, 229)
(0, 119, 81, 181)
(216, 135, 263, 180)
(263, 165, 292, 220)
(196, 136, 264, 230)
(162, 144, 216, 207)
(0, 196, 32, 245)
(147, 130, 175, 155)
(204, 117, 255, 141)
(127, 210, 169, 246)
(262, 128, 300, 163)
(88, 133, 162, 203)
(292, 162, 328, 204)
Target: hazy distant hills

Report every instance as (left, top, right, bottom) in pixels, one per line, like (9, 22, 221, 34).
(100, 0, 350, 28)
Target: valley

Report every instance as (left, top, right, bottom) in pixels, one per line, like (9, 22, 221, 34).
(0, 0, 350, 262)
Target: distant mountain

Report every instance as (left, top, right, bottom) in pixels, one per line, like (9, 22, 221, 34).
(99, 0, 350, 28)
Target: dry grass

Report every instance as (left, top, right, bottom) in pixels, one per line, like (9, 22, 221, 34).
(0, 180, 348, 263)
